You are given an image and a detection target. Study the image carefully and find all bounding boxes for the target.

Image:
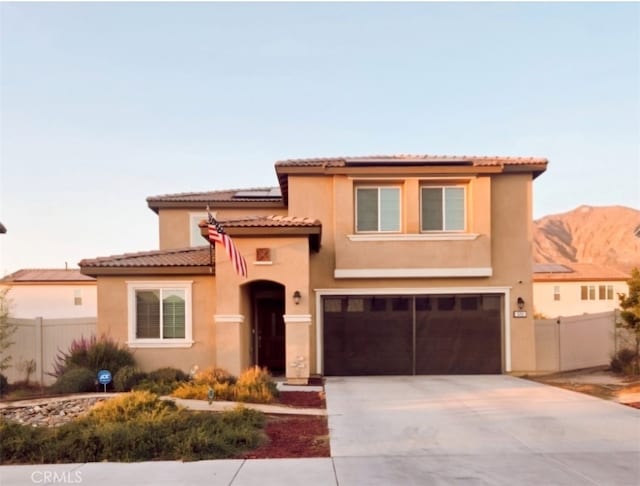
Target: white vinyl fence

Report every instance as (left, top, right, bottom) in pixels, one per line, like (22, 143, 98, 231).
(2, 317, 96, 386)
(535, 310, 631, 373)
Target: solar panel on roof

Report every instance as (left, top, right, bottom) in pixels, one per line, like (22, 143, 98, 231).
(533, 263, 574, 273)
(344, 157, 472, 166)
(233, 188, 282, 199)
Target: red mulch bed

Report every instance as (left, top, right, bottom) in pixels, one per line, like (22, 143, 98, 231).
(238, 390, 329, 459)
(239, 415, 330, 459)
(277, 391, 325, 408)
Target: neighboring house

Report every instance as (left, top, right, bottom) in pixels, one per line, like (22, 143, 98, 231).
(80, 154, 547, 383)
(0, 269, 97, 319)
(533, 263, 629, 318)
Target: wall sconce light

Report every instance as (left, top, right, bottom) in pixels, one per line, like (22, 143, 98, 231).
(517, 297, 525, 310)
(293, 290, 302, 305)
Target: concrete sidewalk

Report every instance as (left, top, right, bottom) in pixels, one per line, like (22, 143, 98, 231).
(0, 459, 339, 486)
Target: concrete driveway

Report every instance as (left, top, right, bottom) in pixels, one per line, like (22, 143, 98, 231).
(325, 375, 640, 485)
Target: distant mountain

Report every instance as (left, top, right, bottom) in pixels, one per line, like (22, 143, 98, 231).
(533, 205, 640, 274)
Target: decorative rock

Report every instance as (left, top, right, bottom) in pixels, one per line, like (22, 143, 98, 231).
(0, 397, 106, 427)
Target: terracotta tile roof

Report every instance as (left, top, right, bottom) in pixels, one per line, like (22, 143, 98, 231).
(533, 263, 630, 282)
(79, 247, 212, 269)
(212, 215, 321, 228)
(1, 269, 95, 283)
(276, 154, 548, 167)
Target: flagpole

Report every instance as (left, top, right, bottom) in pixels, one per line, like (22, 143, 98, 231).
(206, 206, 213, 272)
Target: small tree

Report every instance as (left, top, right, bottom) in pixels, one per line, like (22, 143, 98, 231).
(0, 288, 17, 373)
(618, 267, 640, 375)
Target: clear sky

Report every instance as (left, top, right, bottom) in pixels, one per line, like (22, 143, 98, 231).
(0, 2, 638, 275)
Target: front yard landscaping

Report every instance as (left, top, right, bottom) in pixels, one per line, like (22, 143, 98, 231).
(0, 391, 265, 464)
(0, 386, 330, 464)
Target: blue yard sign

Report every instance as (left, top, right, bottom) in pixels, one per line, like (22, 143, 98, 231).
(97, 370, 112, 392)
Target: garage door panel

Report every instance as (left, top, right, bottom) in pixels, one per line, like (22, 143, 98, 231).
(415, 296, 501, 374)
(324, 296, 412, 375)
(323, 294, 502, 375)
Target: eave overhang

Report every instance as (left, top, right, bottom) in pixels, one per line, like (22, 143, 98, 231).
(147, 199, 285, 214)
(198, 218, 322, 252)
(80, 266, 213, 277)
(275, 156, 548, 203)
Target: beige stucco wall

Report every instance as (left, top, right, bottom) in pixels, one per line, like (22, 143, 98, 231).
(331, 176, 492, 271)
(158, 207, 288, 250)
(283, 172, 538, 374)
(99, 167, 540, 378)
(533, 280, 627, 318)
(96, 275, 216, 374)
(213, 235, 312, 380)
(1, 283, 97, 319)
(490, 173, 535, 372)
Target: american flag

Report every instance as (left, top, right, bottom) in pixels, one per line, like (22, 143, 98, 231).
(207, 212, 248, 278)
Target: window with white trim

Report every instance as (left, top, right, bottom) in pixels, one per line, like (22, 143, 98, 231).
(355, 186, 401, 232)
(553, 286, 560, 301)
(598, 285, 614, 300)
(189, 212, 212, 246)
(580, 285, 596, 301)
(127, 281, 193, 347)
(421, 186, 465, 232)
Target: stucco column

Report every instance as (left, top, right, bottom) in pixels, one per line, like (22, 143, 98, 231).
(213, 314, 244, 377)
(283, 314, 312, 385)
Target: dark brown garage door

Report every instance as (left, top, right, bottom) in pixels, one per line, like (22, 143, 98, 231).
(323, 294, 502, 375)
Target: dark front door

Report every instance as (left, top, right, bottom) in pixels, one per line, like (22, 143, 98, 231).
(256, 297, 285, 374)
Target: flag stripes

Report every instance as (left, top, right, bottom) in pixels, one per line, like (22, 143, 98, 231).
(207, 212, 248, 278)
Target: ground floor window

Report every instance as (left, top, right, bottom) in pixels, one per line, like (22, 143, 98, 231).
(127, 281, 193, 347)
(581, 285, 596, 301)
(598, 285, 614, 300)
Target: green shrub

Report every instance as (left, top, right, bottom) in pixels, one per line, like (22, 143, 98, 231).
(51, 335, 135, 380)
(193, 367, 237, 386)
(148, 367, 188, 383)
(132, 367, 188, 395)
(610, 348, 637, 374)
(171, 366, 277, 404)
(113, 366, 147, 392)
(0, 394, 265, 464)
(234, 366, 278, 403)
(87, 390, 178, 423)
(52, 368, 96, 394)
(0, 373, 8, 396)
(134, 379, 176, 396)
(172, 381, 235, 401)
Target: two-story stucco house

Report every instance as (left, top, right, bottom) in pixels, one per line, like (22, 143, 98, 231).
(80, 154, 547, 383)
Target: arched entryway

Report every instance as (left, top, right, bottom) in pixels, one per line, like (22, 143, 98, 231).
(250, 280, 286, 375)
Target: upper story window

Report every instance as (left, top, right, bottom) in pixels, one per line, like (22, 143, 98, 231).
(356, 186, 401, 232)
(553, 286, 561, 301)
(73, 289, 82, 306)
(127, 281, 193, 348)
(189, 212, 212, 246)
(421, 186, 465, 232)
